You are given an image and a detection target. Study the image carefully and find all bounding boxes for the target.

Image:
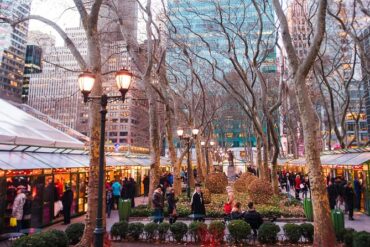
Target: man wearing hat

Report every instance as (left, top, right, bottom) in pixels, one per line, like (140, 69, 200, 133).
(12, 186, 26, 231)
(62, 184, 73, 225)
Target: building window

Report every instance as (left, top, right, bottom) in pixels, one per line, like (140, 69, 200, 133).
(109, 132, 117, 136)
(119, 138, 127, 143)
(120, 132, 128, 136)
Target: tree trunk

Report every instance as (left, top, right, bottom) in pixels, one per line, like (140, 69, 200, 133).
(295, 74, 336, 246)
(256, 135, 263, 177)
(147, 85, 161, 208)
(77, 31, 103, 247)
(165, 103, 181, 195)
(195, 137, 205, 182)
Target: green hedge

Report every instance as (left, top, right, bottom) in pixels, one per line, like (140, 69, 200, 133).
(65, 223, 85, 245)
(258, 223, 280, 244)
(283, 223, 302, 244)
(228, 220, 251, 243)
(12, 230, 68, 247)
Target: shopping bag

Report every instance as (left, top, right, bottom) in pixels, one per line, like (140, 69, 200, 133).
(54, 200, 63, 217)
(10, 217, 17, 227)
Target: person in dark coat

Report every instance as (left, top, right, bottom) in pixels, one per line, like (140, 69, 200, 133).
(230, 202, 243, 220)
(344, 182, 355, 220)
(152, 185, 164, 223)
(191, 185, 206, 222)
(327, 181, 338, 210)
(166, 187, 178, 224)
(244, 202, 263, 236)
(61, 185, 73, 225)
(129, 177, 136, 208)
(353, 177, 362, 210)
(143, 175, 149, 197)
(106, 186, 113, 218)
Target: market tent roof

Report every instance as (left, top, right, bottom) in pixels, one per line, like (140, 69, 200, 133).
(0, 151, 52, 170)
(322, 152, 370, 165)
(26, 153, 87, 168)
(0, 99, 84, 149)
(289, 157, 306, 165)
(277, 158, 291, 165)
(286, 152, 370, 166)
(160, 157, 171, 166)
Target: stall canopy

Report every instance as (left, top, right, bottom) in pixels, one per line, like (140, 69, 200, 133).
(282, 151, 370, 166)
(0, 99, 84, 149)
(0, 150, 172, 170)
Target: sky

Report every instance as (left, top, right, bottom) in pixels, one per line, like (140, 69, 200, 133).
(29, 0, 80, 45)
(29, 0, 162, 46)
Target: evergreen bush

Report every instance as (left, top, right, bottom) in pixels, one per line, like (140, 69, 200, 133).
(353, 231, 370, 247)
(208, 220, 225, 242)
(227, 220, 251, 243)
(300, 223, 314, 243)
(258, 223, 280, 244)
(128, 222, 144, 241)
(283, 223, 302, 244)
(170, 222, 188, 242)
(65, 223, 85, 245)
(110, 221, 129, 240)
(158, 222, 170, 241)
(189, 221, 207, 242)
(144, 222, 158, 240)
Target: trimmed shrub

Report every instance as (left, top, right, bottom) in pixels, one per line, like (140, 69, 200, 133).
(258, 223, 280, 244)
(128, 222, 144, 241)
(11, 234, 47, 247)
(46, 230, 69, 247)
(158, 222, 170, 241)
(170, 222, 188, 242)
(208, 220, 225, 242)
(228, 220, 251, 243)
(65, 223, 85, 245)
(248, 179, 273, 204)
(353, 231, 370, 247)
(336, 228, 356, 247)
(205, 173, 228, 194)
(110, 221, 129, 240)
(239, 172, 255, 180)
(283, 223, 302, 244)
(189, 221, 208, 243)
(203, 188, 211, 204)
(233, 179, 247, 192)
(300, 223, 314, 243)
(144, 222, 158, 240)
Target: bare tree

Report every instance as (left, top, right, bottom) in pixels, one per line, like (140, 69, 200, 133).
(273, 0, 337, 244)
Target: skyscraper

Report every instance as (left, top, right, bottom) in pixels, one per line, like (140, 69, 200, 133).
(167, 0, 277, 148)
(0, 0, 31, 102)
(27, 1, 149, 148)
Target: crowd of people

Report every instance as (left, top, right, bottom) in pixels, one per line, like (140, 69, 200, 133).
(223, 186, 263, 236)
(152, 183, 206, 224)
(277, 171, 310, 200)
(327, 176, 363, 220)
(10, 183, 74, 231)
(106, 177, 137, 218)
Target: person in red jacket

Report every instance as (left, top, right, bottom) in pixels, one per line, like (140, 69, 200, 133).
(295, 175, 301, 200)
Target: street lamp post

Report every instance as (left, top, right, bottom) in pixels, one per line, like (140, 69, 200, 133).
(78, 69, 132, 247)
(201, 140, 215, 174)
(177, 128, 199, 199)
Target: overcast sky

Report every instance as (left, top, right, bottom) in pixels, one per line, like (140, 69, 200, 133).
(29, 0, 162, 45)
(29, 0, 80, 45)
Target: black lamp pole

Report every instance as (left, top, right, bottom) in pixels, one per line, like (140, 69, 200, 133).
(94, 94, 108, 247)
(204, 146, 210, 174)
(79, 69, 131, 247)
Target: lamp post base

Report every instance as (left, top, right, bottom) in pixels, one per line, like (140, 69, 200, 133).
(94, 226, 105, 247)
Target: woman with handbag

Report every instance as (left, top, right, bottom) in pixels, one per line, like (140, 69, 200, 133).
(167, 187, 178, 224)
(11, 186, 26, 231)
